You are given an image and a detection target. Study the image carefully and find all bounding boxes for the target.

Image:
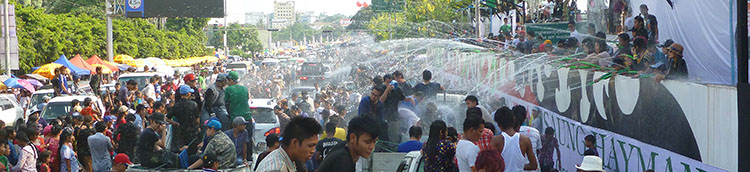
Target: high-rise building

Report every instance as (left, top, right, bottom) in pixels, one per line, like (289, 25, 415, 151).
(273, 1, 295, 29)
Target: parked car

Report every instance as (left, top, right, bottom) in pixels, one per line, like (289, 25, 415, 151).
(396, 151, 423, 172)
(118, 72, 166, 90)
(29, 89, 55, 114)
(248, 98, 280, 153)
(0, 94, 24, 126)
(40, 95, 105, 121)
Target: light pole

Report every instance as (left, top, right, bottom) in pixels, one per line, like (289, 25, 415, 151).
(223, 0, 228, 56)
(474, 0, 481, 39)
(4, 0, 9, 76)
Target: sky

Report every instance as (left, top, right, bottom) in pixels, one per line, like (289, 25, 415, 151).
(212, 0, 367, 24)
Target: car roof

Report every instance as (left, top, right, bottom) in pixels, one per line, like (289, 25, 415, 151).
(248, 99, 276, 108)
(405, 151, 421, 158)
(33, 89, 55, 94)
(119, 72, 162, 77)
(48, 96, 99, 103)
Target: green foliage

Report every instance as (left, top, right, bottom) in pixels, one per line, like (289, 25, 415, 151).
(365, 0, 472, 41)
(206, 24, 263, 57)
(15, 4, 212, 74)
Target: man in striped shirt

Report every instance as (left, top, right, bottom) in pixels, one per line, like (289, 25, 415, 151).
(256, 117, 322, 172)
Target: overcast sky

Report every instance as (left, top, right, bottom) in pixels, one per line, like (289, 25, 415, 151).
(212, 0, 367, 24)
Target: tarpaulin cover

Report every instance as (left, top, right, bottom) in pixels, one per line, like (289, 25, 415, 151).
(628, 0, 735, 85)
(53, 54, 90, 76)
(85, 55, 120, 72)
(69, 54, 96, 74)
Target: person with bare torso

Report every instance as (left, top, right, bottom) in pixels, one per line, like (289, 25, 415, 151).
(491, 106, 538, 172)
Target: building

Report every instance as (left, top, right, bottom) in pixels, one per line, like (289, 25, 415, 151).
(298, 11, 317, 24)
(273, 1, 295, 29)
(272, 19, 290, 29)
(245, 12, 269, 28)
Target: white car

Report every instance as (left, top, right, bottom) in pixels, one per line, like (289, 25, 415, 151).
(396, 151, 424, 172)
(29, 89, 55, 115)
(248, 98, 280, 153)
(118, 72, 167, 90)
(0, 94, 24, 126)
(40, 95, 105, 121)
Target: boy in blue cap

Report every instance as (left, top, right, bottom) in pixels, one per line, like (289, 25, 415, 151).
(188, 120, 236, 169)
(167, 85, 201, 155)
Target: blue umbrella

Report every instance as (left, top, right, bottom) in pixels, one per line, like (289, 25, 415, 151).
(3, 78, 35, 92)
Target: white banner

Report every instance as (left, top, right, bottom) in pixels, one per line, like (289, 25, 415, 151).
(500, 94, 728, 172)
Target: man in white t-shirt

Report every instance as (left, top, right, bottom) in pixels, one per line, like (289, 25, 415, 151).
(456, 117, 485, 172)
(141, 75, 159, 101)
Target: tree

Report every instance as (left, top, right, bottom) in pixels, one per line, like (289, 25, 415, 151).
(14, 3, 213, 73)
(206, 24, 263, 57)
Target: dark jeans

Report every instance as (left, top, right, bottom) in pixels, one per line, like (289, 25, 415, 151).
(541, 164, 553, 172)
(246, 118, 255, 157)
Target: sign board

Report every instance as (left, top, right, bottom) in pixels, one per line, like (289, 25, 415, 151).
(0, 5, 18, 70)
(125, 0, 144, 17)
(125, 0, 224, 18)
(525, 21, 590, 43)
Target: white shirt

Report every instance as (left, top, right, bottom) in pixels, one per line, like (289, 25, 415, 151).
(141, 84, 156, 101)
(570, 30, 582, 43)
(12, 145, 37, 172)
(456, 140, 480, 172)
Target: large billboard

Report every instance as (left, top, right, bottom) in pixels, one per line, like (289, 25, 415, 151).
(125, 0, 224, 18)
(431, 50, 737, 171)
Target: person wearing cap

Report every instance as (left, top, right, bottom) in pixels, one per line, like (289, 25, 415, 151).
(203, 73, 230, 131)
(576, 155, 605, 172)
(88, 121, 114, 172)
(224, 117, 250, 166)
(658, 43, 688, 81)
(168, 85, 201, 154)
(223, 71, 254, 158)
(37, 96, 51, 113)
(200, 152, 219, 172)
(178, 73, 203, 111)
(187, 120, 236, 169)
(112, 153, 132, 172)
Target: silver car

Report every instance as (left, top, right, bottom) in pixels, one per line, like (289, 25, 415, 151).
(0, 94, 24, 126)
(248, 98, 280, 153)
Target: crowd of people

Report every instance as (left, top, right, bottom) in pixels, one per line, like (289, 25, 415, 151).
(0, 59, 279, 172)
(490, 3, 688, 83)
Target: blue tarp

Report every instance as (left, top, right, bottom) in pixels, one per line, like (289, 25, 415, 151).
(53, 54, 90, 76)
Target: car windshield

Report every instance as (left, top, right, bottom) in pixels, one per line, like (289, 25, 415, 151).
(41, 103, 71, 120)
(250, 108, 276, 123)
(119, 76, 149, 90)
(30, 93, 53, 108)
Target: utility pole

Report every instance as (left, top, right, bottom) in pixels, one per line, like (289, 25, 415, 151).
(223, 0, 228, 56)
(4, 0, 9, 76)
(474, 0, 481, 39)
(105, 0, 114, 62)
